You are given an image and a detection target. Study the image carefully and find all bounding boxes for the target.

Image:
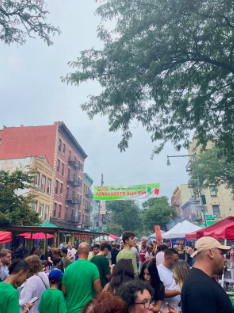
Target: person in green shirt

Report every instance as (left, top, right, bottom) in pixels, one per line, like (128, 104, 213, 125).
(0, 259, 33, 313)
(61, 248, 71, 270)
(116, 231, 138, 276)
(62, 242, 102, 313)
(90, 243, 113, 288)
(38, 269, 67, 313)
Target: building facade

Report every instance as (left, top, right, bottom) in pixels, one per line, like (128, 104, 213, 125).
(188, 140, 234, 220)
(83, 173, 93, 229)
(171, 184, 191, 220)
(0, 122, 88, 228)
(0, 156, 54, 221)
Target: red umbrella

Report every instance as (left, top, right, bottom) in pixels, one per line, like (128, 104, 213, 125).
(23, 233, 54, 239)
(109, 234, 120, 240)
(16, 233, 31, 237)
(0, 231, 12, 244)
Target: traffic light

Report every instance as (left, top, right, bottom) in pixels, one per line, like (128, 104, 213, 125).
(201, 195, 206, 205)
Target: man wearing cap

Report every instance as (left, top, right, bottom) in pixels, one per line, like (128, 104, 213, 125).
(181, 236, 232, 313)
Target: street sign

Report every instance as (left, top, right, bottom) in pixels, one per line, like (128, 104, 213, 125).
(206, 214, 215, 221)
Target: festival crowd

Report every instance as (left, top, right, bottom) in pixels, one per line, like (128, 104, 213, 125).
(0, 231, 233, 313)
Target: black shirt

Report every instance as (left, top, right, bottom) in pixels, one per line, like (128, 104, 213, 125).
(181, 268, 232, 313)
(111, 248, 119, 265)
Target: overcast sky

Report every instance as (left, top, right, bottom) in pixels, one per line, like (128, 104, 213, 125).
(0, 0, 190, 201)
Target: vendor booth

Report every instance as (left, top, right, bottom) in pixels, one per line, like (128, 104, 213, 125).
(162, 220, 201, 247)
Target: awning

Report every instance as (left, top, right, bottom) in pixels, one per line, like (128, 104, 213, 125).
(16, 233, 54, 239)
(0, 231, 12, 244)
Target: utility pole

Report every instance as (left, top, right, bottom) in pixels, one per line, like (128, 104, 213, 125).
(167, 154, 207, 227)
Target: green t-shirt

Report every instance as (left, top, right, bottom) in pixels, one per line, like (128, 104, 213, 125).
(62, 257, 71, 270)
(90, 255, 110, 288)
(62, 260, 100, 313)
(0, 282, 20, 313)
(38, 289, 67, 313)
(116, 249, 138, 275)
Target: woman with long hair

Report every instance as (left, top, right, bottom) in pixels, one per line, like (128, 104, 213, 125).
(19, 255, 50, 313)
(103, 259, 134, 293)
(0, 259, 33, 313)
(139, 258, 164, 312)
(163, 261, 190, 313)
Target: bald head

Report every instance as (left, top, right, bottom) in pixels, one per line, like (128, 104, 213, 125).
(78, 242, 90, 258)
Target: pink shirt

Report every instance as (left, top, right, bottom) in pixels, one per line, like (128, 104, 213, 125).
(230, 249, 234, 262)
(156, 251, 165, 266)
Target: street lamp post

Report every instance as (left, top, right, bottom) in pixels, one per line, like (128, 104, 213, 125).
(167, 154, 207, 227)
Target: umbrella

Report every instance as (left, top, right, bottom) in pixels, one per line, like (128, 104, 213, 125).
(0, 231, 12, 244)
(109, 234, 120, 240)
(23, 233, 54, 239)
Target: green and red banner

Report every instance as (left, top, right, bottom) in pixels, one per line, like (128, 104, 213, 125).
(94, 183, 160, 201)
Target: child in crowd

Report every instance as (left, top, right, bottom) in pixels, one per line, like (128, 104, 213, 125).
(38, 270, 67, 313)
(53, 258, 62, 270)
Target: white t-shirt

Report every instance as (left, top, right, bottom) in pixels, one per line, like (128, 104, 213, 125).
(145, 251, 153, 259)
(157, 264, 181, 310)
(67, 248, 77, 261)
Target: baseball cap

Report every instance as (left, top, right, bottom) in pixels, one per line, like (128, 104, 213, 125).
(49, 269, 63, 283)
(191, 237, 231, 258)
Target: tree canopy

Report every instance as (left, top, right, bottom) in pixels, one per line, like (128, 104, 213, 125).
(106, 200, 143, 234)
(189, 146, 234, 195)
(63, 0, 234, 159)
(0, 168, 41, 226)
(142, 197, 175, 230)
(0, 0, 60, 45)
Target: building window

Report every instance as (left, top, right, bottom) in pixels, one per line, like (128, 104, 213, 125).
(39, 203, 44, 218)
(32, 203, 37, 211)
(62, 163, 64, 176)
(41, 176, 46, 192)
(54, 203, 57, 217)
(71, 207, 74, 219)
(68, 168, 70, 179)
(63, 143, 66, 155)
(47, 179, 51, 194)
(213, 205, 220, 216)
(210, 186, 217, 196)
(57, 159, 60, 173)
(58, 139, 62, 152)
(60, 183, 63, 196)
(58, 205, 61, 218)
(55, 180, 58, 195)
(45, 206, 49, 221)
(66, 187, 69, 198)
(35, 173, 40, 188)
(75, 209, 79, 222)
(69, 150, 71, 159)
(65, 206, 68, 220)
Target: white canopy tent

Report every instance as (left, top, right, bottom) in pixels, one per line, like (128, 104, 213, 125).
(162, 220, 201, 239)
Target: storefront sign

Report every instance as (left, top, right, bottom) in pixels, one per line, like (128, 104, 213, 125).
(94, 183, 160, 201)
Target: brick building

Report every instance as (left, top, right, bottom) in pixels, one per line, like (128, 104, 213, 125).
(0, 122, 87, 228)
(83, 173, 93, 229)
(171, 184, 191, 220)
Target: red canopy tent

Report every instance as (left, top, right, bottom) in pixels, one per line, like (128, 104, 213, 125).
(186, 216, 234, 240)
(0, 231, 12, 244)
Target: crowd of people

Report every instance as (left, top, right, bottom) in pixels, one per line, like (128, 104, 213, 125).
(0, 231, 233, 313)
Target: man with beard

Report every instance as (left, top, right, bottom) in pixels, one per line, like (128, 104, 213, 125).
(181, 237, 232, 313)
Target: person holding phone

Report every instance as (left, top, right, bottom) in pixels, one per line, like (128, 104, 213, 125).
(0, 259, 33, 313)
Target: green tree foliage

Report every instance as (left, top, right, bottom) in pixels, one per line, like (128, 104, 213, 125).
(142, 197, 175, 231)
(63, 0, 234, 159)
(106, 223, 123, 237)
(0, 168, 41, 226)
(189, 146, 234, 195)
(0, 0, 60, 45)
(107, 200, 143, 233)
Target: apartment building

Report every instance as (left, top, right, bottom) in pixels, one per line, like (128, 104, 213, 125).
(0, 122, 88, 228)
(83, 173, 93, 229)
(171, 184, 191, 220)
(0, 156, 54, 221)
